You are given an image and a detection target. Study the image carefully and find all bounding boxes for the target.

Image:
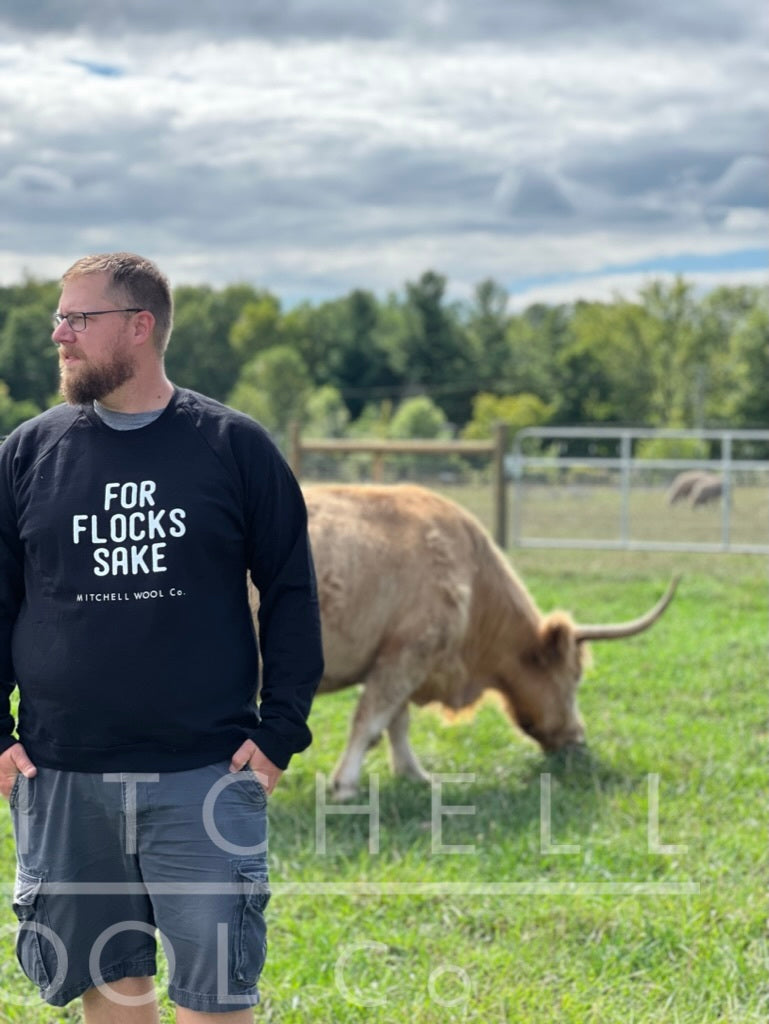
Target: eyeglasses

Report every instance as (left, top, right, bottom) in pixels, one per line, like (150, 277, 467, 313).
(52, 309, 142, 332)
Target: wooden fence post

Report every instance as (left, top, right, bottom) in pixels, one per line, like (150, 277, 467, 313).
(288, 420, 302, 478)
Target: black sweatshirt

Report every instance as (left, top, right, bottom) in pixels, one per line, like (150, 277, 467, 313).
(0, 388, 323, 773)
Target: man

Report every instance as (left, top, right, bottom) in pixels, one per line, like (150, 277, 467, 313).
(0, 253, 324, 1022)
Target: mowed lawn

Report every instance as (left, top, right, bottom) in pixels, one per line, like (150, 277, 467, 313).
(0, 544, 766, 1023)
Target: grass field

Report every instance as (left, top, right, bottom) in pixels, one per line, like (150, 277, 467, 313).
(0, 542, 766, 1022)
(512, 482, 768, 548)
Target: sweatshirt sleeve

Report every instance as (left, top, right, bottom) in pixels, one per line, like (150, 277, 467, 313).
(0, 438, 25, 753)
(243, 436, 324, 770)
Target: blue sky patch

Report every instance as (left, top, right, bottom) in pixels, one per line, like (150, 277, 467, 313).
(509, 249, 768, 295)
(67, 59, 125, 78)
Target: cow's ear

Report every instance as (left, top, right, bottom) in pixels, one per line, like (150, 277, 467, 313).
(539, 612, 577, 665)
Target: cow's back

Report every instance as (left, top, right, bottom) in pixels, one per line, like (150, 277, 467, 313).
(305, 484, 479, 693)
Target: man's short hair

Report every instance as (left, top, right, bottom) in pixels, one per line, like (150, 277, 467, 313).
(61, 252, 174, 354)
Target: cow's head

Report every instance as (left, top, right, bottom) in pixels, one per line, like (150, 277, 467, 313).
(502, 577, 679, 752)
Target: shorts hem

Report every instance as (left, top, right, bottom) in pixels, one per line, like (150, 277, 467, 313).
(168, 982, 260, 1012)
(40, 957, 157, 1008)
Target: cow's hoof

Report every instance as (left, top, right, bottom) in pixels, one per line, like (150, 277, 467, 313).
(397, 765, 431, 784)
(330, 780, 360, 802)
(546, 742, 592, 769)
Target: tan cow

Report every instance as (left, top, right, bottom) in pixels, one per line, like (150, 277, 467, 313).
(690, 473, 724, 508)
(300, 483, 678, 799)
(667, 469, 707, 505)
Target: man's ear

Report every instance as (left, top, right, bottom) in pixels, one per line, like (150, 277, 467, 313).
(131, 310, 156, 346)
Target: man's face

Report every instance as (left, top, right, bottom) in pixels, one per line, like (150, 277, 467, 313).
(53, 271, 138, 405)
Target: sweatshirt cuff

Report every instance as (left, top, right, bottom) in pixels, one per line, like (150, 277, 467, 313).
(250, 725, 311, 772)
(0, 735, 18, 756)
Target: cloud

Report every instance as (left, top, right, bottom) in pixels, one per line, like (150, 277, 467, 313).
(494, 170, 575, 219)
(0, 2, 765, 306)
(3, 164, 73, 193)
(709, 156, 769, 207)
(1, 0, 765, 45)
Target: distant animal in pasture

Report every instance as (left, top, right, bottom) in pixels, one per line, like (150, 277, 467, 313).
(667, 470, 708, 505)
(298, 483, 679, 799)
(690, 473, 724, 508)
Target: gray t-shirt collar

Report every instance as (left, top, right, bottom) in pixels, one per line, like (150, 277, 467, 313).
(92, 400, 165, 431)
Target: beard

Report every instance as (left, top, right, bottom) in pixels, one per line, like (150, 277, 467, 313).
(59, 348, 136, 405)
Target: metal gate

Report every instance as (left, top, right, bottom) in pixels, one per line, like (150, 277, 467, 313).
(507, 427, 769, 554)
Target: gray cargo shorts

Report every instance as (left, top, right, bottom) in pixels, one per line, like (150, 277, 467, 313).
(8, 760, 269, 1011)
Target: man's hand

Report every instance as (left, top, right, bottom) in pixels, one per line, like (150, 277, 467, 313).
(229, 739, 283, 796)
(0, 743, 37, 801)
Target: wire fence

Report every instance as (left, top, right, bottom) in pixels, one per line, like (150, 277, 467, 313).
(508, 427, 769, 554)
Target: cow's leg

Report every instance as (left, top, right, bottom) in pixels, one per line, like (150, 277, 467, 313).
(386, 703, 429, 783)
(330, 694, 392, 801)
(330, 669, 418, 801)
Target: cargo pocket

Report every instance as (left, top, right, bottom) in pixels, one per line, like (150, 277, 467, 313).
(230, 857, 270, 987)
(8, 773, 22, 809)
(12, 867, 61, 994)
(9, 769, 37, 811)
(239, 767, 268, 809)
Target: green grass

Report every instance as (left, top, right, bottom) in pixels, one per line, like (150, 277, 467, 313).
(0, 547, 766, 1022)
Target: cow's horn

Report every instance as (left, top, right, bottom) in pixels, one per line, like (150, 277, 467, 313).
(574, 575, 680, 642)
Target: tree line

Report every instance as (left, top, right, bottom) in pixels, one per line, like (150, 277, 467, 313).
(0, 271, 765, 447)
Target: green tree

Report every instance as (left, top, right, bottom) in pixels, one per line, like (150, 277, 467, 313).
(566, 300, 657, 424)
(462, 392, 550, 440)
(465, 278, 511, 384)
(506, 303, 572, 400)
(0, 277, 59, 336)
(0, 270, 765, 440)
(691, 286, 767, 427)
(326, 290, 401, 419)
(348, 401, 393, 439)
(387, 395, 453, 479)
(304, 385, 350, 438)
(165, 287, 241, 401)
(639, 277, 697, 425)
(0, 380, 40, 433)
(230, 292, 283, 363)
(228, 345, 312, 439)
(388, 395, 450, 439)
(398, 271, 475, 425)
(719, 299, 769, 427)
(0, 302, 59, 407)
(550, 343, 610, 426)
(635, 436, 709, 460)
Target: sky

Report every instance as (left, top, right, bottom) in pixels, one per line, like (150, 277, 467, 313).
(0, 1, 766, 310)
